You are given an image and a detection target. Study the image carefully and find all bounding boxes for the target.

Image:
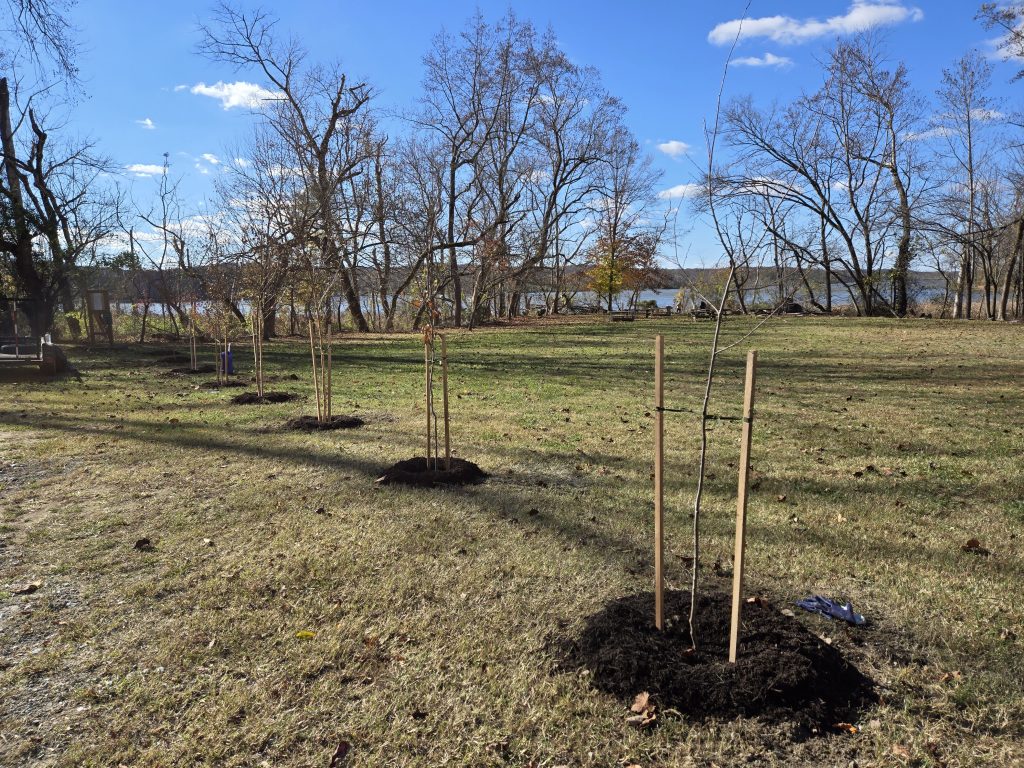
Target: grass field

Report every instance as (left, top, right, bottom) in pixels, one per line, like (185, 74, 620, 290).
(1, 316, 1022, 767)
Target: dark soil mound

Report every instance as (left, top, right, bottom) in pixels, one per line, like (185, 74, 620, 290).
(285, 414, 364, 431)
(561, 589, 874, 727)
(201, 379, 246, 389)
(376, 456, 487, 487)
(231, 391, 300, 405)
(168, 364, 216, 375)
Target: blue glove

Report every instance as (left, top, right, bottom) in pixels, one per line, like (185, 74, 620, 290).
(796, 595, 866, 625)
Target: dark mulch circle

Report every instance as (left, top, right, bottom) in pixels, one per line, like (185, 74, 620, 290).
(285, 414, 364, 431)
(230, 391, 300, 405)
(200, 379, 247, 389)
(168, 364, 216, 375)
(375, 456, 488, 487)
(560, 589, 874, 728)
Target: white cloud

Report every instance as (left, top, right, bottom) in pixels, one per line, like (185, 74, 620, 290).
(194, 163, 210, 175)
(188, 81, 281, 110)
(656, 140, 691, 159)
(972, 108, 1005, 122)
(906, 126, 951, 141)
(233, 157, 251, 168)
(173, 84, 188, 92)
(708, 2, 924, 46)
(201, 152, 221, 165)
(125, 163, 166, 178)
(658, 183, 702, 200)
(731, 52, 794, 69)
(135, 117, 156, 130)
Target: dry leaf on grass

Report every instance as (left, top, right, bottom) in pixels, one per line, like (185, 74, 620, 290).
(630, 692, 651, 713)
(891, 743, 911, 759)
(961, 538, 991, 556)
(295, 630, 316, 640)
(625, 712, 656, 729)
(328, 739, 350, 767)
(627, 692, 656, 728)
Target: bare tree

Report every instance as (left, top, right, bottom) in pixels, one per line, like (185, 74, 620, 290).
(935, 50, 999, 318)
(0, 78, 121, 337)
(199, 3, 373, 331)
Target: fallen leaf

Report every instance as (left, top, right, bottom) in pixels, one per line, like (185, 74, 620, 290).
(776, 494, 787, 502)
(630, 692, 651, 714)
(961, 538, 991, 556)
(891, 743, 911, 759)
(833, 722, 858, 734)
(14, 581, 41, 595)
(625, 712, 657, 729)
(328, 739, 350, 767)
(295, 630, 316, 640)
(781, 608, 796, 618)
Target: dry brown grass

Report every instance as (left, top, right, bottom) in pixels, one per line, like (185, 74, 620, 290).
(1, 316, 1022, 767)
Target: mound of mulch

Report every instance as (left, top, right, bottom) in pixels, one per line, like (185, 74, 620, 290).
(375, 456, 487, 487)
(168, 364, 216, 375)
(200, 379, 247, 389)
(285, 414, 364, 431)
(231, 391, 300, 405)
(560, 589, 874, 728)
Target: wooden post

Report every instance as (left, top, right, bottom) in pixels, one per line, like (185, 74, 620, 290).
(654, 334, 664, 631)
(441, 334, 451, 471)
(190, 301, 197, 371)
(309, 315, 322, 421)
(424, 336, 432, 468)
(729, 350, 758, 664)
(326, 317, 333, 419)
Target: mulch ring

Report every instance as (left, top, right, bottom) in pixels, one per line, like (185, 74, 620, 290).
(285, 415, 364, 431)
(375, 456, 487, 487)
(230, 391, 301, 405)
(167, 364, 216, 375)
(560, 589, 874, 730)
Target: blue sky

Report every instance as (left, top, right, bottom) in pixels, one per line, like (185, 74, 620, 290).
(64, 1, 1020, 262)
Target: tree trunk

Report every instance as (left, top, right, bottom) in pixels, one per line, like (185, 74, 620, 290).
(447, 163, 462, 327)
(997, 218, 1024, 321)
(341, 270, 369, 332)
(262, 297, 277, 340)
(1, 78, 52, 337)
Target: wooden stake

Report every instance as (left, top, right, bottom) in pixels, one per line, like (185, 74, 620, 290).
(654, 334, 665, 631)
(424, 336, 432, 468)
(190, 301, 197, 371)
(441, 334, 451, 471)
(309, 315, 322, 421)
(326, 317, 333, 420)
(729, 350, 758, 664)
